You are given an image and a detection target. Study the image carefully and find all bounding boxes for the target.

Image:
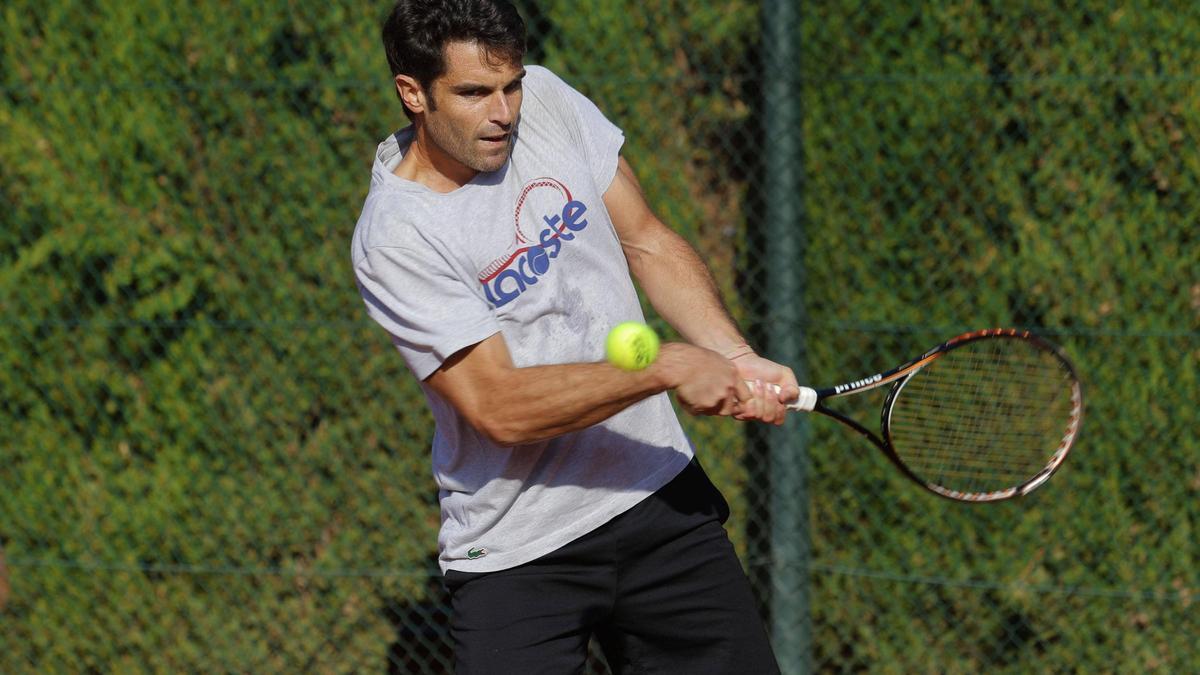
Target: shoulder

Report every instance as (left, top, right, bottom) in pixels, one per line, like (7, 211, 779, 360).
(522, 64, 562, 92)
(352, 186, 439, 262)
(521, 65, 589, 109)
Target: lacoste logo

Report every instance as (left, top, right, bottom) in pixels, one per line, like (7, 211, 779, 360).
(479, 177, 590, 308)
(466, 547, 488, 560)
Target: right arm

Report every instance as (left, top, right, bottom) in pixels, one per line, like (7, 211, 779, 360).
(424, 332, 751, 446)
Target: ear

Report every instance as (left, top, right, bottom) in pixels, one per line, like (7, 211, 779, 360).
(394, 74, 428, 115)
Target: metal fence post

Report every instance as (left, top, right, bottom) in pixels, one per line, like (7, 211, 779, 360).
(762, 0, 811, 673)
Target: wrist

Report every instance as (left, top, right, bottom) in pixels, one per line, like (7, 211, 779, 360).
(721, 343, 756, 360)
(646, 342, 693, 390)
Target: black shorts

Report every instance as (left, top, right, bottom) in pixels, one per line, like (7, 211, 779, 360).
(443, 460, 780, 674)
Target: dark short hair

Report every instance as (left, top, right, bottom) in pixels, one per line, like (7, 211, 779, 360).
(382, 0, 526, 116)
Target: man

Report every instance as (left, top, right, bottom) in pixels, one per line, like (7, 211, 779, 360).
(352, 1, 801, 672)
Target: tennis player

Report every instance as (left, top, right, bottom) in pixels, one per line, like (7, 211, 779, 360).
(351, 1, 799, 672)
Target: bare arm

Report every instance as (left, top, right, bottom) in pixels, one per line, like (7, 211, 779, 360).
(425, 332, 748, 446)
(603, 156, 800, 423)
(603, 157, 747, 354)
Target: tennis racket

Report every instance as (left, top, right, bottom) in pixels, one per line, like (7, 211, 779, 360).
(774, 328, 1083, 502)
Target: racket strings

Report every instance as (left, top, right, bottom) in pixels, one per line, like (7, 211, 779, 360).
(886, 338, 1079, 495)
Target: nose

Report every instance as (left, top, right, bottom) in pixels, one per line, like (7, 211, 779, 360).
(489, 92, 514, 128)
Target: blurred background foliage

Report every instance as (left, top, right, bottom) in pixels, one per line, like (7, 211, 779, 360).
(1, 1, 1196, 673)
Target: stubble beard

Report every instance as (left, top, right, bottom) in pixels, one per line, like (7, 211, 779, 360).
(425, 113, 515, 175)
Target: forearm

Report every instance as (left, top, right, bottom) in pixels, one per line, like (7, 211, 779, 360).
(433, 337, 746, 445)
(626, 226, 751, 356)
(478, 361, 668, 445)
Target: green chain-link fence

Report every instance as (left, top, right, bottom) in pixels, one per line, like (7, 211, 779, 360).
(1, 1, 1196, 672)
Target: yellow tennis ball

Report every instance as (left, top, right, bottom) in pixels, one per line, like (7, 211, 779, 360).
(605, 322, 660, 371)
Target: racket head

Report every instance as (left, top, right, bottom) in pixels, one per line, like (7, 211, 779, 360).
(879, 329, 1083, 502)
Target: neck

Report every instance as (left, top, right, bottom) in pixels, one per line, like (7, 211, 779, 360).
(393, 123, 476, 193)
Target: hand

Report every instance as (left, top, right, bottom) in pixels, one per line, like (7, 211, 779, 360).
(653, 343, 753, 417)
(728, 351, 800, 426)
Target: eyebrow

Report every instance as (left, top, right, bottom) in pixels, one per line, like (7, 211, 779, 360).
(449, 69, 527, 94)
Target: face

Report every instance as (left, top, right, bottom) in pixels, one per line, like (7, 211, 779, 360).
(400, 40, 525, 180)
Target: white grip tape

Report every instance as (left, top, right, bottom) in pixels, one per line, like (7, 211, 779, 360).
(789, 386, 818, 412)
(748, 382, 818, 412)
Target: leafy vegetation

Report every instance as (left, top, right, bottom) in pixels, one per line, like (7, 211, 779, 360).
(1, 1, 1195, 672)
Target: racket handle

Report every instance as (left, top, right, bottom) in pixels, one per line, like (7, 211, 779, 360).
(747, 381, 818, 412)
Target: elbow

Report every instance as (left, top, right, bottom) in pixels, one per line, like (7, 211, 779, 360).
(475, 415, 534, 447)
(446, 382, 541, 446)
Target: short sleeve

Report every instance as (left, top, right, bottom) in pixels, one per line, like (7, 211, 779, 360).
(354, 242, 500, 380)
(526, 66, 625, 192)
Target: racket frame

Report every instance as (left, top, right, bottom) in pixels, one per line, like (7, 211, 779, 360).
(811, 328, 1084, 502)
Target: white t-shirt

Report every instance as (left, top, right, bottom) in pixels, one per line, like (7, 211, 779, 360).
(351, 65, 693, 573)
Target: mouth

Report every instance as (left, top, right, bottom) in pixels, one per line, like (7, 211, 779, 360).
(480, 132, 510, 147)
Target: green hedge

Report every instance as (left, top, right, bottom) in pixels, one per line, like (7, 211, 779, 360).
(1, 3, 436, 671)
(800, 3, 1197, 671)
(1, 1, 1195, 672)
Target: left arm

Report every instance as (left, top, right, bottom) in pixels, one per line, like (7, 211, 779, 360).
(603, 155, 800, 424)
